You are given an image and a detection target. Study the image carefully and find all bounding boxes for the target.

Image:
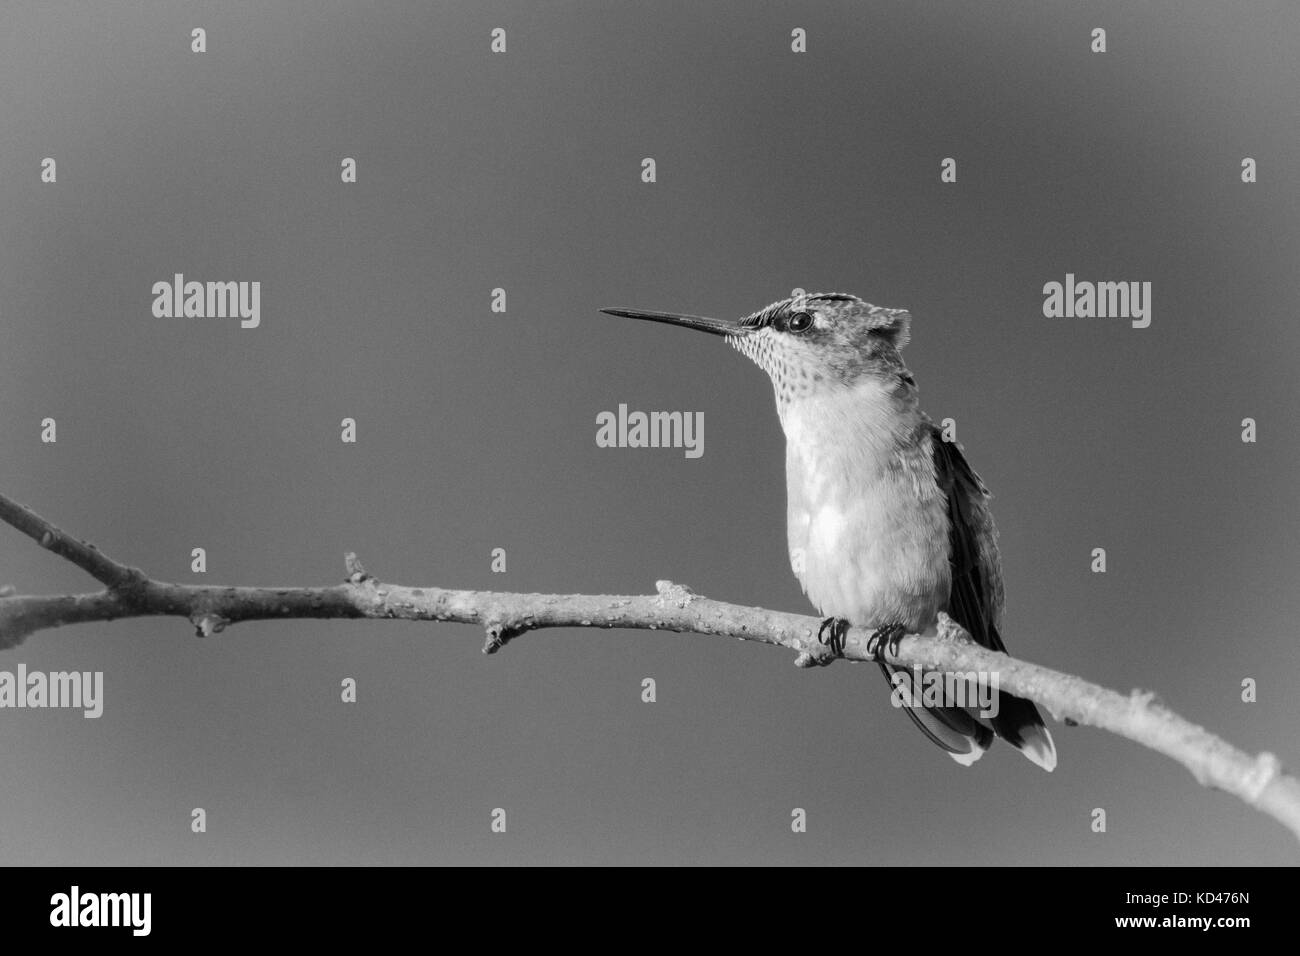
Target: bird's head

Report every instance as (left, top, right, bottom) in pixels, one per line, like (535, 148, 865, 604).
(602, 292, 913, 406)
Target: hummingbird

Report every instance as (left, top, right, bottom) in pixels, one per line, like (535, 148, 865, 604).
(602, 292, 1056, 770)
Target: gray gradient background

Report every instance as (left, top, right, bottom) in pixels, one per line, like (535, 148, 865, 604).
(1, 1, 1297, 865)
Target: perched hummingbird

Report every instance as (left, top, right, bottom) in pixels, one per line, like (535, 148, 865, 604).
(602, 292, 1056, 770)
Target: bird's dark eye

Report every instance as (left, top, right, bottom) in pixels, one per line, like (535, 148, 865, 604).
(788, 311, 813, 333)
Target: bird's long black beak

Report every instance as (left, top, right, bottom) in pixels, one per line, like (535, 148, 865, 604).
(600, 307, 748, 337)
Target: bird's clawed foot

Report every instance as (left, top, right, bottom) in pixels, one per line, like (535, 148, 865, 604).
(816, 617, 851, 657)
(866, 622, 907, 661)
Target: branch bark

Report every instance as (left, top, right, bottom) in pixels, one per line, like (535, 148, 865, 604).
(2, 490, 1297, 843)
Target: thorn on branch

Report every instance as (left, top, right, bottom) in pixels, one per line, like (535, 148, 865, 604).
(482, 624, 506, 654)
(1243, 752, 1282, 803)
(191, 613, 229, 638)
(793, 650, 834, 668)
(344, 552, 373, 584)
(654, 579, 695, 606)
(934, 612, 972, 643)
(482, 621, 526, 655)
(1130, 688, 1159, 709)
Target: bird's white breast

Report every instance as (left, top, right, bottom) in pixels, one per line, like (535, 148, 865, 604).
(781, 379, 950, 630)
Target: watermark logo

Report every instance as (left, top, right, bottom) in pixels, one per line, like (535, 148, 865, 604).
(596, 404, 704, 459)
(888, 666, 1000, 719)
(0, 665, 102, 718)
(50, 886, 150, 936)
(151, 274, 261, 328)
(1042, 273, 1151, 328)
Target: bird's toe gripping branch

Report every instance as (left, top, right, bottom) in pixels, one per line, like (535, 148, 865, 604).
(866, 622, 907, 661)
(816, 616, 851, 657)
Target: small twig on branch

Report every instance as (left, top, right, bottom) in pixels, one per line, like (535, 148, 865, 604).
(1, 490, 1298, 843)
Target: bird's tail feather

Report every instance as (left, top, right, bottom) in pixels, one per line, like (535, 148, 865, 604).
(991, 691, 1057, 772)
(879, 664, 1056, 771)
(878, 663, 993, 764)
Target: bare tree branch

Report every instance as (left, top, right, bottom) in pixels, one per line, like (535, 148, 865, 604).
(2, 490, 1297, 843)
(0, 493, 142, 589)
